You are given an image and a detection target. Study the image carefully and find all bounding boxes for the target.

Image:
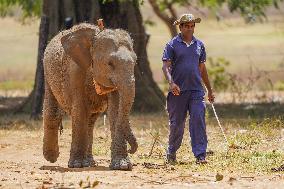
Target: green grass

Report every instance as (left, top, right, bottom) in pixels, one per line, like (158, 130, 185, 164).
(0, 80, 33, 90)
(275, 81, 284, 90)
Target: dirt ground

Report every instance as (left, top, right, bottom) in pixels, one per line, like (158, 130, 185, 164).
(0, 126, 283, 189)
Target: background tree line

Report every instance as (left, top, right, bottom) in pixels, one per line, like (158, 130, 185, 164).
(0, 0, 282, 119)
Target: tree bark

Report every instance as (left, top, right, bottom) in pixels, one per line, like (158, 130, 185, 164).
(30, 14, 49, 119)
(73, 0, 93, 23)
(62, 0, 76, 20)
(47, 0, 61, 37)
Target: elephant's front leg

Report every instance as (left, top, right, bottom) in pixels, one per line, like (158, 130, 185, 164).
(68, 101, 89, 168)
(108, 92, 132, 170)
(43, 82, 62, 163)
(82, 113, 100, 167)
(68, 65, 92, 168)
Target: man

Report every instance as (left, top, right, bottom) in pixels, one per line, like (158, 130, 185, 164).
(162, 13, 215, 164)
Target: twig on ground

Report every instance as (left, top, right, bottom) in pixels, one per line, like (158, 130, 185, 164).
(142, 162, 167, 169)
(240, 176, 255, 179)
(149, 132, 167, 152)
(132, 175, 166, 185)
(148, 133, 159, 158)
(271, 164, 284, 172)
(133, 174, 211, 185)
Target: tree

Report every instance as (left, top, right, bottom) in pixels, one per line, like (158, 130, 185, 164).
(30, 0, 49, 119)
(148, 0, 284, 38)
(0, 0, 166, 118)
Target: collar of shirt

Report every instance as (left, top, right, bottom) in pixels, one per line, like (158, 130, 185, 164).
(177, 33, 197, 47)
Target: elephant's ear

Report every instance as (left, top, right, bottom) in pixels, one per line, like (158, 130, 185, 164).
(61, 28, 96, 70)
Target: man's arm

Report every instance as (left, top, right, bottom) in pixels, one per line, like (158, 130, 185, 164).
(199, 62, 215, 103)
(162, 61, 180, 95)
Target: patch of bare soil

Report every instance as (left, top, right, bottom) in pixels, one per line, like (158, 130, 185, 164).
(0, 129, 283, 189)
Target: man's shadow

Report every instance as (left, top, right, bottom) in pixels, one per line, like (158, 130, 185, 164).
(40, 165, 111, 173)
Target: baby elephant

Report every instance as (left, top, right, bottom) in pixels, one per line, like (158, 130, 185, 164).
(43, 23, 138, 170)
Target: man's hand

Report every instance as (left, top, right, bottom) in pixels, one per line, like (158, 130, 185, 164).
(199, 63, 215, 103)
(208, 90, 215, 103)
(170, 82, 180, 96)
(162, 61, 180, 95)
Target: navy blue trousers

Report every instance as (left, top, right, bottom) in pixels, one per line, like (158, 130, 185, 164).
(166, 90, 207, 159)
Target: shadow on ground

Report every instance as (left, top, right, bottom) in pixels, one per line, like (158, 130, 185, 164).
(39, 165, 111, 172)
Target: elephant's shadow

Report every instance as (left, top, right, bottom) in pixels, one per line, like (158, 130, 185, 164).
(39, 165, 111, 172)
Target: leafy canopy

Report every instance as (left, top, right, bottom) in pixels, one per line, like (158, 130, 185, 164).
(0, 0, 41, 18)
(1, 0, 283, 21)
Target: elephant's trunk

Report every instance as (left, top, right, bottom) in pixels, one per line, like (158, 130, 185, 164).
(116, 77, 137, 154)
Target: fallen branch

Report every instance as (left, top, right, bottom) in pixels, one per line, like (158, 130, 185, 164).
(132, 175, 166, 185)
(271, 164, 284, 172)
(142, 162, 167, 169)
(240, 176, 255, 179)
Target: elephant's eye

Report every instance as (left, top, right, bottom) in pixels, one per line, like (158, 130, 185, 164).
(108, 61, 115, 70)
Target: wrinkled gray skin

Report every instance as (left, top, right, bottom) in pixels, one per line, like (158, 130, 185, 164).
(43, 23, 138, 170)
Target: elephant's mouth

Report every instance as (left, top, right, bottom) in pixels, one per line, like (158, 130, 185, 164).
(93, 80, 117, 95)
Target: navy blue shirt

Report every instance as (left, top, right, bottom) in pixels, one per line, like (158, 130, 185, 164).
(162, 34, 206, 92)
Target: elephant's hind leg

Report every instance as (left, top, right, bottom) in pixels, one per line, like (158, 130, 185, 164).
(82, 113, 100, 167)
(43, 82, 62, 163)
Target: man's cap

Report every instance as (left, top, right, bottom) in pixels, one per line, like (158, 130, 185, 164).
(173, 13, 201, 25)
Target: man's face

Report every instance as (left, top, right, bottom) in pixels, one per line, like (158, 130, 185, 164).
(180, 22, 195, 36)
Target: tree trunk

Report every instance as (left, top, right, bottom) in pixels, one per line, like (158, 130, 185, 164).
(30, 14, 49, 119)
(18, 0, 165, 117)
(30, 0, 50, 119)
(73, 0, 92, 22)
(47, 0, 61, 37)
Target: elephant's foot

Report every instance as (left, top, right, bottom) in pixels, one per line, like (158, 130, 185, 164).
(68, 155, 97, 168)
(43, 147, 59, 163)
(109, 156, 132, 171)
(68, 158, 83, 168)
(82, 155, 98, 167)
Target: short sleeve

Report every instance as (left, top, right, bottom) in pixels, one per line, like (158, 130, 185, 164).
(162, 43, 174, 62)
(199, 44, 206, 63)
